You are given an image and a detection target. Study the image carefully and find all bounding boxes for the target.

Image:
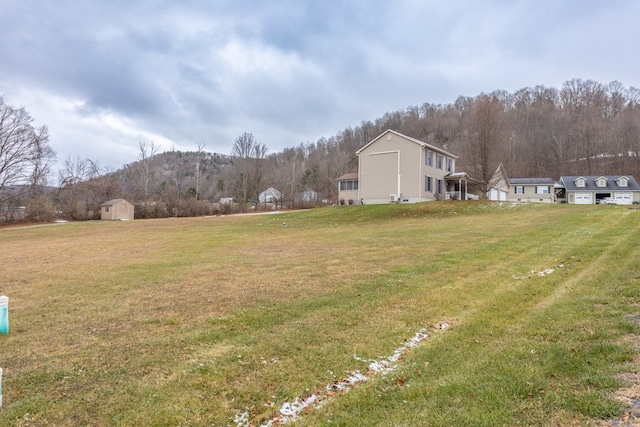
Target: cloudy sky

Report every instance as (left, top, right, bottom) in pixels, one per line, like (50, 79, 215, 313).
(1, 0, 639, 175)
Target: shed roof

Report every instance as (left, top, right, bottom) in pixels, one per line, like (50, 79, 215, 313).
(101, 198, 132, 207)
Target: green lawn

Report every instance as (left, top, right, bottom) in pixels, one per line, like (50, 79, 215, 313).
(0, 202, 638, 426)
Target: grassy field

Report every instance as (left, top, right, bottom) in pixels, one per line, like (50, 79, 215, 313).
(0, 202, 638, 426)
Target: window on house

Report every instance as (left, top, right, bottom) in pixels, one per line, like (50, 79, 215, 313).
(340, 180, 358, 191)
(515, 186, 524, 194)
(436, 154, 443, 169)
(425, 175, 432, 192)
(426, 151, 433, 166)
(536, 186, 550, 194)
(436, 178, 442, 194)
(596, 178, 607, 187)
(618, 178, 628, 187)
(446, 158, 452, 172)
(105, 206, 109, 212)
(576, 179, 586, 187)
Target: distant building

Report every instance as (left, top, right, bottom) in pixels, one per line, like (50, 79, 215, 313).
(559, 175, 640, 204)
(509, 178, 556, 203)
(101, 199, 134, 220)
(259, 187, 283, 203)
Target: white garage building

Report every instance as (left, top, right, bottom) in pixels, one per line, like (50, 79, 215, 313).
(559, 175, 640, 205)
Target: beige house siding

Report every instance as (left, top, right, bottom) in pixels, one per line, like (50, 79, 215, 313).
(357, 130, 457, 204)
(509, 185, 553, 202)
(101, 199, 135, 220)
(508, 178, 554, 203)
(337, 173, 359, 204)
(509, 185, 554, 202)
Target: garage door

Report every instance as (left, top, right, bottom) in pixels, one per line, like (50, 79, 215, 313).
(614, 192, 633, 205)
(489, 189, 508, 201)
(575, 193, 592, 204)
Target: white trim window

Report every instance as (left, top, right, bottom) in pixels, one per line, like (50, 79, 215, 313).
(446, 158, 453, 172)
(515, 186, 524, 194)
(339, 180, 358, 191)
(617, 177, 628, 187)
(436, 154, 443, 169)
(425, 175, 433, 192)
(596, 177, 607, 187)
(426, 150, 433, 166)
(576, 178, 586, 188)
(535, 186, 550, 194)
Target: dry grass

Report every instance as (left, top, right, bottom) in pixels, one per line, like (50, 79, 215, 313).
(0, 203, 638, 426)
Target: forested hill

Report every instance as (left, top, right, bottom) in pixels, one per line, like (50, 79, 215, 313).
(106, 78, 640, 212)
(110, 150, 232, 202)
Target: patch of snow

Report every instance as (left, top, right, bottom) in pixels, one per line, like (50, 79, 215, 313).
(234, 409, 250, 427)
(234, 323, 449, 426)
(513, 263, 565, 280)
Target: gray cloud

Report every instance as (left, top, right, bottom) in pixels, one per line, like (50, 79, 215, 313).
(1, 0, 639, 176)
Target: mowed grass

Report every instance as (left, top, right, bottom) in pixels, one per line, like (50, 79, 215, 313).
(0, 202, 638, 426)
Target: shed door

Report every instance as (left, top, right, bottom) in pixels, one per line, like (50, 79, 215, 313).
(575, 193, 592, 204)
(118, 205, 129, 220)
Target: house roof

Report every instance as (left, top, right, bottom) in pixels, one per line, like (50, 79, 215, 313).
(445, 172, 474, 182)
(101, 198, 131, 207)
(559, 175, 640, 191)
(510, 177, 556, 186)
(493, 163, 511, 189)
(337, 172, 358, 181)
(355, 129, 458, 159)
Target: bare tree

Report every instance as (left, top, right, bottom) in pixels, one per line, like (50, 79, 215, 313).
(229, 132, 267, 209)
(0, 97, 56, 220)
(138, 141, 160, 200)
(195, 142, 205, 200)
(57, 157, 118, 220)
(463, 95, 506, 197)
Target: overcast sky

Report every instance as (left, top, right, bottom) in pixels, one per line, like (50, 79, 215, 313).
(1, 0, 639, 175)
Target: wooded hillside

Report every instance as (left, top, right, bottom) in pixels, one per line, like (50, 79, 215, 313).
(107, 78, 640, 216)
(6, 78, 640, 221)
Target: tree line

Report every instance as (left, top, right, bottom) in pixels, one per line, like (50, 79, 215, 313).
(2, 78, 640, 222)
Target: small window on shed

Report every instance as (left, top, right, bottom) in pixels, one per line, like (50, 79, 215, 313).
(105, 206, 109, 212)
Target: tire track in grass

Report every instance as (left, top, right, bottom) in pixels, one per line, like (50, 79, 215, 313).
(532, 215, 640, 315)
